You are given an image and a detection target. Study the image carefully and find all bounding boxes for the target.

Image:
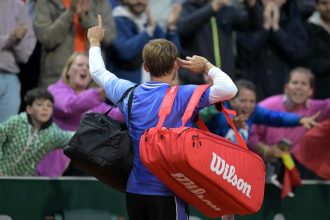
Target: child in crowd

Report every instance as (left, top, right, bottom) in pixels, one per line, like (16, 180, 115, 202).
(0, 88, 73, 176)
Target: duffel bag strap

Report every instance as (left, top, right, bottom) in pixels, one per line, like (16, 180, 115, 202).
(127, 85, 136, 121)
(156, 86, 179, 128)
(104, 85, 138, 116)
(182, 85, 248, 150)
(209, 102, 247, 149)
(195, 115, 210, 132)
(181, 85, 210, 126)
(220, 102, 247, 149)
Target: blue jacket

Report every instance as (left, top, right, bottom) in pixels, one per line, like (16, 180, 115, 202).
(106, 8, 181, 84)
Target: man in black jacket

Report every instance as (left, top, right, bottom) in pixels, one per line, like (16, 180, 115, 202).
(303, 0, 330, 99)
(236, 0, 308, 100)
(177, 0, 261, 84)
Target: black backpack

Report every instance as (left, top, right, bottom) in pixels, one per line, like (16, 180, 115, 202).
(64, 86, 137, 192)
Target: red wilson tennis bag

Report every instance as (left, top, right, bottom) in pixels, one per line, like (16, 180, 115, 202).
(140, 85, 265, 218)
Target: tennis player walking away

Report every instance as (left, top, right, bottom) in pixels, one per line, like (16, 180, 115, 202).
(87, 15, 237, 220)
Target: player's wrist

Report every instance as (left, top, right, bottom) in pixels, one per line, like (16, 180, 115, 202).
(89, 39, 100, 47)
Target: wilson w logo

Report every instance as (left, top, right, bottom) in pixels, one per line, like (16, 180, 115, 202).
(210, 152, 251, 198)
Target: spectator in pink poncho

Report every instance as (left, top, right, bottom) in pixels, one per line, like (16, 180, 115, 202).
(36, 52, 124, 176)
(249, 67, 330, 179)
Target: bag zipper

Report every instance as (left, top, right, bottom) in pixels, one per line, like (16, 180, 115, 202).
(180, 128, 263, 162)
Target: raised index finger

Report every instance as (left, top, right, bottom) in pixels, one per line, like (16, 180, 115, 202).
(98, 14, 103, 28)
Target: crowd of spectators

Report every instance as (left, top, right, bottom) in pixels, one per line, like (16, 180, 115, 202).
(0, 0, 329, 193)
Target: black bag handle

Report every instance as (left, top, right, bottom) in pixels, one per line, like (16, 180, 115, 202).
(127, 85, 136, 121)
(104, 85, 138, 117)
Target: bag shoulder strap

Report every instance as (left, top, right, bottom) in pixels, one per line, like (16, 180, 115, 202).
(104, 85, 138, 116)
(183, 85, 247, 149)
(219, 102, 247, 149)
(115, 85, 138, 107)
(181, 85, 210, 126)
(127, 86, 136, 121)
(156, 86, 179, 128)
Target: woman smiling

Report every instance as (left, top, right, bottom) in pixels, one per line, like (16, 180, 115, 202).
(36, 52, 124, 176)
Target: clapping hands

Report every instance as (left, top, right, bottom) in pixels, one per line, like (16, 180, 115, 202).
(245, 0, 257, 8)
(167, 3, 182, 32)
(263, 1, 280, 31)
(146, 6, 156, 37)
(70, 0, 90, 19)
(9, 23, 27, 45)
(211, 0, 231, 12)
